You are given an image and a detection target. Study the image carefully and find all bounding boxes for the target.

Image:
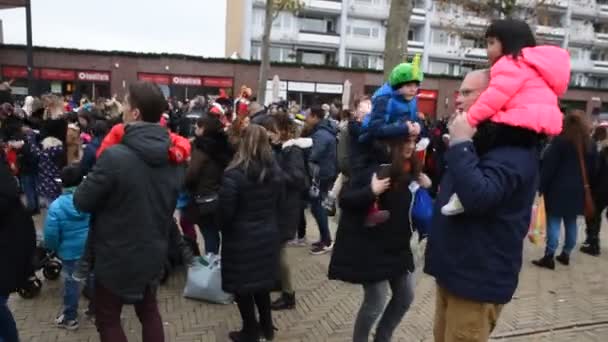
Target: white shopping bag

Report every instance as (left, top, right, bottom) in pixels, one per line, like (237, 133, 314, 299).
(183, 254, 233, 304)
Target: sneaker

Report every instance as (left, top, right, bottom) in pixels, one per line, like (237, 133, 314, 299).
(310, 242, 333, 255)
(55, 315, 79, 330)
(287, 238, 307, 247)
(441, 193, 465, 216)
(310, 240, 323, 248)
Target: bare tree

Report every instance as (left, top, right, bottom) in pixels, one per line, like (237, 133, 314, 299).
(257, 0, 303, 105)
(383, 0, 413, 79)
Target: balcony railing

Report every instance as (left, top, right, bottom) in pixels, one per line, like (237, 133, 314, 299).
(600, 4, 608, 17)
(463, 48, 487, 59)
(593, 60, 608, 69)
(411, 7, 426, 24)
(571, 0, 598, 16)
(535, 25, 566, 38)
(298, 30, 341, 46)
(348, 1, 389, 20)
(569, 29, 595, 43)
(301, 0, 342, 13)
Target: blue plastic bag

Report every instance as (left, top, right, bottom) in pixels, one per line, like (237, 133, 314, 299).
(412, 188, 433, 238)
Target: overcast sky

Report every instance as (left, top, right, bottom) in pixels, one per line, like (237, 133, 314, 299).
(0, 0, 227, 57)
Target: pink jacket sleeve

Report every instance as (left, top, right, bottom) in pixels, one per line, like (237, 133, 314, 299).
(466, 59, 525, 127)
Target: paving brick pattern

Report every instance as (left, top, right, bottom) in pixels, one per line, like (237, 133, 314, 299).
(9, 215, 608, 341)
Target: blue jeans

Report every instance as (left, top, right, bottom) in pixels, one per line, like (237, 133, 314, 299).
(20, 174, 38, 212)
(546, 214, 578, 256)
(199, 214, 220, 255)
(309, 180, 332, 245)
(62, 260, 81, 321)
(0, 295, 18, 342)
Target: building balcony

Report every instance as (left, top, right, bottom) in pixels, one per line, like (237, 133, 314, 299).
(298, 30, 341, 46)
(251, 27, 297, 43)
(427, 45, 462, 60)
(593, 60, 608, 72)
(569, 28, 596, 44)
(535, 25, 566, 40)
(463, 48, 487, 60)
(301, 0, 342, 15)
(571, 0, 598, 18)
(348, 2, 389, 20)
(411, 7, 426, 25)
(595, 32, 608, 47)
(571, 59, 593, 72)
(599, 4, 608, 20)
(408, 40, 424, 54)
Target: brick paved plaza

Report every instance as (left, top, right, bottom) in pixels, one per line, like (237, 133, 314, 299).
(8, 214, 608, 341)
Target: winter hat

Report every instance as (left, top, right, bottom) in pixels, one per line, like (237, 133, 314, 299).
(60, 164, 84, 188)
(389, 54, 424, 89)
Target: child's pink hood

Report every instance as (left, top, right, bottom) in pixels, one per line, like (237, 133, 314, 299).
(520, 46, 570, 96)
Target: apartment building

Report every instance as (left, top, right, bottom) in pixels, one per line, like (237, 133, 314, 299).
(225, 0, 608, 89)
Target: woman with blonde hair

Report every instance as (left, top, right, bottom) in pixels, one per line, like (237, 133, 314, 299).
(219, 124, 282, 342)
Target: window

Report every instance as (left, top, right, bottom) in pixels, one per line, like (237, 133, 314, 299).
(353, 26, 372, 37)
(301, 51, 326, 65)
(350, 53, 370, 69)
(269, 47, 281, 62)
(429, 61, 450, 75)
(350, 23, 380, 38)
(300, 17, 326, 33)
(569, 47, 583, 60)
(432, 30, 456, 46)
(251, 45, 261, 60)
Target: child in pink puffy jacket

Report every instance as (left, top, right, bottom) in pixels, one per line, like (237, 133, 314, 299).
(442, 19, 570, 216)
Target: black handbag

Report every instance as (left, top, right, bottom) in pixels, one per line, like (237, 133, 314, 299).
(193, 193, 219, 216)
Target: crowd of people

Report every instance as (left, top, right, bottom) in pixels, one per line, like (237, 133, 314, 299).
(1, 18, 608, 342)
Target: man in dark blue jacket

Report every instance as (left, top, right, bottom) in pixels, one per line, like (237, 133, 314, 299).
(305, 105, 337, 255)
(425, 70, 540, 342)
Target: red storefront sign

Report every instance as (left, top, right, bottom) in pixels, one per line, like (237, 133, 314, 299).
(203, 77, 233, 88)
(77, 70, 110, 82)
(138, 73, 171, 85)
(40, 68, 76, 81)
(2, 65, 31, 79)
(171, 75, 202, 86)
(418, 89, 438, 99)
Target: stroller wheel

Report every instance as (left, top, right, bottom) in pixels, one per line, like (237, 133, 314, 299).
(18, 278, 42, 299)
(43, 261, 62, 280)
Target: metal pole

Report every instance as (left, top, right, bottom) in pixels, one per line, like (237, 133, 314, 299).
(25, 0, 35, 95)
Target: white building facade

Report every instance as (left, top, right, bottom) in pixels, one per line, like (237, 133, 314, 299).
(226, 0, 608, 89)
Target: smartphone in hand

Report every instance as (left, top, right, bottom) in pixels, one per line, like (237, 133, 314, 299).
(377, 163, 392, 180)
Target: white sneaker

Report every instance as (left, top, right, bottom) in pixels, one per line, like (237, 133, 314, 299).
(441, 194, 465, 216)
(55, 315, 79, 330)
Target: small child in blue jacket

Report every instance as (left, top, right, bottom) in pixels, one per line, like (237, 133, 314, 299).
(44, 164, 90, 330)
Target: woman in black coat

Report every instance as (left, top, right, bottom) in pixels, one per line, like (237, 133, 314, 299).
(534, 114, 598, 269)
(0, 148, 36, 342)
(185, 114, 233, 254)
(264, 114, 311, 311)
(329, 136, 417, 342)
(219, 124, 282, 342)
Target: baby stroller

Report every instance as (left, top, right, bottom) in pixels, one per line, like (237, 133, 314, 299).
(18, 236, 63, 299)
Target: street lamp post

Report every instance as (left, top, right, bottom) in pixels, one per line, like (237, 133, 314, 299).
(25, 0, 34, 95)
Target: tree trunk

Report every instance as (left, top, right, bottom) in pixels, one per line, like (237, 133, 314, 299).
(383, 0, 413, 80)
(257, 0, 274, 106)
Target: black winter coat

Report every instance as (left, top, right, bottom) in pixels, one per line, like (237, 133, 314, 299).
(329, 160, 414, 284)
(185, 132, 233, 197)
(219, 162, 282, 294)
(274, 138, 312, 242)
(591, 141, 608, 205)
(540, 136, 597, 217)
(0, 152, 36, 296)
(74, 123, 184, 301)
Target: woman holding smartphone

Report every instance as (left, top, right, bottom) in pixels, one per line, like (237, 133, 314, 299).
(328, 136, 419, 342)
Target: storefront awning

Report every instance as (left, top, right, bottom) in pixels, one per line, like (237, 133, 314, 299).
(0, 0, 26, 10)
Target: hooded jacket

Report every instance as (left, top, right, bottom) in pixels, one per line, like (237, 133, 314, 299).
(44, 188, 90, 261)
(359, 82, 418, 143)
(74, 122, 184, 301)
(185, 132, 233, 197)
(309, 119, 338, 182)
(466, 46, 570, 135)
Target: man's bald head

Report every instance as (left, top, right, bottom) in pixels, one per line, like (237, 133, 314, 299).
(455, 69, 490, 112)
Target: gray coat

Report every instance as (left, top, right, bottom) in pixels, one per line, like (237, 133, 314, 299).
(74, 122, 184, 301)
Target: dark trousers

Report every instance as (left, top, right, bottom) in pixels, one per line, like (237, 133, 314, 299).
(198, 214, 220, 255)
(20, 174, 38, 212)
(298, 205, 307, 239)
(0, 295, 18, 342)
(95, 282, 164, 342)
(235, 292, 272, 334)
(585, 201, 607, 245)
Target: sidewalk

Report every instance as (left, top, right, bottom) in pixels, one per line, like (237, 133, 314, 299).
(9, 214, 608, 341)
